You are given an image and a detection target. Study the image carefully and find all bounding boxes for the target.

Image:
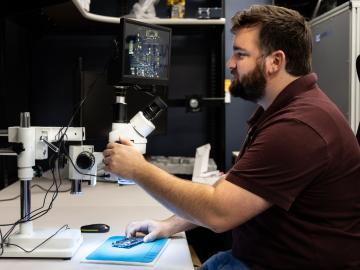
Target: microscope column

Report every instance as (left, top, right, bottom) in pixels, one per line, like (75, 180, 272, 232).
(110, 88, 128, 142)
(18, 112, 35, 235)
(113, 89, 128, 124)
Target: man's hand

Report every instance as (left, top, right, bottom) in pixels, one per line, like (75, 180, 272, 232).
(125, 219, 172, 243)
(103, 137, 147, 180)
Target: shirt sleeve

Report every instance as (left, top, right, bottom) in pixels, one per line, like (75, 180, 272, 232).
(226, 120, 329, 210)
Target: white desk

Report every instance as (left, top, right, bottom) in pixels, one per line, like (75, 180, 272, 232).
(0, 178, 194, 270)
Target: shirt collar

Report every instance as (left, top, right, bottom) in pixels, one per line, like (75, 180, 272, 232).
(247, 73, 318, 127)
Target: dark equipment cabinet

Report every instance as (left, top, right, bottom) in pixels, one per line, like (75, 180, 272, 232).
(156, 23, 226, 170)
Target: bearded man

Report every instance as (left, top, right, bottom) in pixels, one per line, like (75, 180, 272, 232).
(103, 5, 360, 269)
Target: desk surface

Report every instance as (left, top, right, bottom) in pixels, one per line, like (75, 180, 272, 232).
(0, 177, 194, 270)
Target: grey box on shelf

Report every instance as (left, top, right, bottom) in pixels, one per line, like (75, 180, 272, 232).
(198, 7, 222, 19)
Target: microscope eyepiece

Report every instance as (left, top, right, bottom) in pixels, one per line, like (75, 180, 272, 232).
(143, 97, 168, 121)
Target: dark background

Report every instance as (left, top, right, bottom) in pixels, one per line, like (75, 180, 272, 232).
(0, 0, 225, 189)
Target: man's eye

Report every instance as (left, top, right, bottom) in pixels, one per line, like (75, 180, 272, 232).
(235, 52, 247, 59)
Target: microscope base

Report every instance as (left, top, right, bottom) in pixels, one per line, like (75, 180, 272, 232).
(2, 228, 83, 258)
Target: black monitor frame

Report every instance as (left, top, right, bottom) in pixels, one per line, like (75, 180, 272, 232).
(108, 18, 172, 87)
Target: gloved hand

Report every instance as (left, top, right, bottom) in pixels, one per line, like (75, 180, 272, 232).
(125, 219, 172, 242)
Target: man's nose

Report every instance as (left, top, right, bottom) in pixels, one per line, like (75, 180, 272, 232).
(227, 56, 236, 70)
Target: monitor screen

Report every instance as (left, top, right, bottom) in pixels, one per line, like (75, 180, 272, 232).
(108, 18, 172, 86)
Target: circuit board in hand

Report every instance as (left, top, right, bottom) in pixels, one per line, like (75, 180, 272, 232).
(112, 237, 144, 249)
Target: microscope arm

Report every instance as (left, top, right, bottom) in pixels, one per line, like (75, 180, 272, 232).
(8, 126, 84, 160)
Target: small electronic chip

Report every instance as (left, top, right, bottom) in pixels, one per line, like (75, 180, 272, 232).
(112, 237, 144, 249)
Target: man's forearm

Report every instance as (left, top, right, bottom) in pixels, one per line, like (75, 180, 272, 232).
(133, 161, 220, 229)
(165, 215, 198, 236)
(105, 140, 271, 233)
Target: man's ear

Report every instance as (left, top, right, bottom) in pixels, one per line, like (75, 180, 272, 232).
(266, 50, 285, 76)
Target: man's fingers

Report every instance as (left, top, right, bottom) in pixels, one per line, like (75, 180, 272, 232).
(125, 223, 137, 238)
(105, 142, 115, 149)
(125, 220, 164, 243)
(103, 156, 112, 167)
(125, 221, 145, 238)
(103, 144, 121, 158)
(103, 146, 116, 159)
(118, 136, 134, 146)
(143, 231, 158, 243)
(126, 229, 137, 238)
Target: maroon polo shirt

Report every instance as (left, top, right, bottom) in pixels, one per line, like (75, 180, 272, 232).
(226, 73, 360, 269)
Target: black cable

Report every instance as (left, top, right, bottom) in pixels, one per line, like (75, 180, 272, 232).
(0, 194, 20, 202)
(56, 60, 109, 146)
(28, 159, 62, 219)
(133, 84, 156, 97)
(0, 53, 112, 256)
(1, 151, 76, 247)
(0, 139, 71, 249)
(1, 80, 88, 231)
(25, 168, 58, 221)
(0, 228, 4, 256)
(0, 179, 58, 227)
(0, 156, 63, 242)
(17, 76, 96, 225)
(0, 184, 71, 202)
(0, 168, 57, 226)
(31, 184, 71, 193)
(3, 225, 70, 254)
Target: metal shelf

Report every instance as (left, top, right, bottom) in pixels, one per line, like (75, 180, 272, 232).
(133, 18, 225, 25)
(71, 0, 225, 25)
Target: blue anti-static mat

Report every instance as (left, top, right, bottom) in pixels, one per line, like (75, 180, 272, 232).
(84, 236, 169, 265)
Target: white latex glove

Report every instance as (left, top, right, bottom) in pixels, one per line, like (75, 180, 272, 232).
(125, 219, 171, 242)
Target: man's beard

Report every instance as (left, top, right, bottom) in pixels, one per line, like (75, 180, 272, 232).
(229, 61, 266, 102)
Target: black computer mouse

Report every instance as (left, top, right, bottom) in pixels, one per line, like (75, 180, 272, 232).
(81, 223, 110, 233)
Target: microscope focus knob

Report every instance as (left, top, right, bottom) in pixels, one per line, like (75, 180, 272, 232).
(76, 151, 95, 170)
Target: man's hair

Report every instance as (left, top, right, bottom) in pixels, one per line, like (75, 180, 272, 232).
(231, 5, 312, 76)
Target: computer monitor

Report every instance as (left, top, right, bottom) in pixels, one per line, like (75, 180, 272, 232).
(107, 18, 172, 87)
